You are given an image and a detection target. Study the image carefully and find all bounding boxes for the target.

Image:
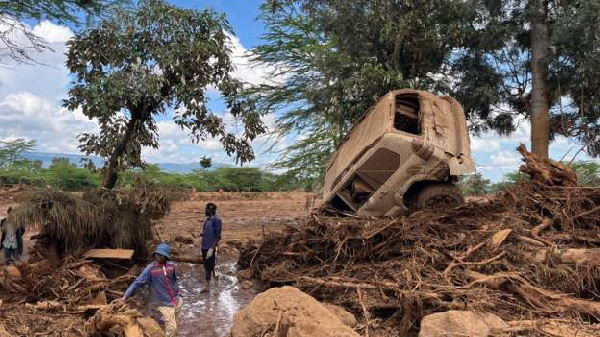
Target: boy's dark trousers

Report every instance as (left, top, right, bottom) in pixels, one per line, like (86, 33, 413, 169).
(3, 247, 20, 264)
(201, 249, 216, 281)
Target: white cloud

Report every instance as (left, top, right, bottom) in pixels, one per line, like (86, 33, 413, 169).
(0, 92, 98, 153)
(226, 32, 285, 87)
(471, 137, 501, 153)
(32, 21, 73, 43)
(490, 150, 520, 167)
(0, 20, 94, 155)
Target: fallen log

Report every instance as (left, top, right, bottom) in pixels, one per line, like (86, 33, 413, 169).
(534, 248, 600, 265)
(506, 319, 599, 337)
(27, 300, 108, 312)
(465, 271, 600, 316)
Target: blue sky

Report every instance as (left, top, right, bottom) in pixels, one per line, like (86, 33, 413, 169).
(0, 0, 596, 182)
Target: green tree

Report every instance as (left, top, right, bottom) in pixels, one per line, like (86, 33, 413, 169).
(217, 167, 263, 192)
(0, 0, 125, 63)
(64, 0, 265, 190)
(0, 139, 35, 167)
(457, 173, 492, 196)
(246, 0, 485, 181)
(490, 171, 530, 192)
(452, 0, 600, 158)
(569, 161, 600, 187)
(49, 157, 72, 168)
(200, 156, 212, 169)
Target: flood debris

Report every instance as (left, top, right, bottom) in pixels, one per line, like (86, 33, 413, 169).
(237, 146, 600, 336)
(0, 258, 160, 336)
(11, 178, 171, 257)
(83, 249, 135, 260)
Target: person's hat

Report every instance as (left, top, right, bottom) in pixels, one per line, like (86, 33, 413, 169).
(153, 243, 171, 259)
(205, 202, 217, 211)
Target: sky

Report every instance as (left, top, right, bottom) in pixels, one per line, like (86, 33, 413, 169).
(0, 0, 596, 182)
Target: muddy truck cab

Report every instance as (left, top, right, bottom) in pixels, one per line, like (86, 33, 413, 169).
(322, 89, 475, 216)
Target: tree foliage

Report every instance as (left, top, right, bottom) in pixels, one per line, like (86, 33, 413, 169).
(64, 0, 264, 189)
(457, 173, 492, 195)
(0, 0, 124, 63)
(200, 156, 212, 169)
(248, 0, 600, 182)
(452, 0, 600, 157)
(247, 0, 488, 180)
(0, 139, 35, 168)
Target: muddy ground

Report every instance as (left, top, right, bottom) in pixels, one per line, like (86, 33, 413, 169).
(0, 191, 315, 337)
(155, 192, 315, 337)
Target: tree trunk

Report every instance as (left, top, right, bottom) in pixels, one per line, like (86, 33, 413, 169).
(101, 116, 139, 190)
(530, 0, 551, 158)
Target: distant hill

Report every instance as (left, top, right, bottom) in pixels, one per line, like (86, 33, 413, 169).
(22, 152, 230, 173)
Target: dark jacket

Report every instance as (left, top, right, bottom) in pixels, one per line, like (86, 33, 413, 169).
(201, 215, 222, 250)
(0, 218, 25, 254)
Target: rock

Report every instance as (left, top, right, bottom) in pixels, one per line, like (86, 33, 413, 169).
(0, 323, 12, 337)
(419, 311, 508, 337)
(322, 303, 357, 327)
(6, 265, 21, 279)
(231, 286, 359, 337)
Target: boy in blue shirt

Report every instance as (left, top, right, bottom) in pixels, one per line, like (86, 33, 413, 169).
(123, 243, 182, 337)
(200, 202, 221, 293)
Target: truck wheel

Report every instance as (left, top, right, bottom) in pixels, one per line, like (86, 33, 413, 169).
(416, 183, 464, 210)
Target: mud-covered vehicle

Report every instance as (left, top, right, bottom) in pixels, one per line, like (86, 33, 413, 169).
(322, 89, 475, 216)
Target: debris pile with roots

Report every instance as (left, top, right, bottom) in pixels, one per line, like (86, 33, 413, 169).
(238, 146, 600, 336)
(10, 177, 172, 257)
(0, 259, 161, 336)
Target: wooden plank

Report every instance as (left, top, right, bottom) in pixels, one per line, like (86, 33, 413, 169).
(83, 249, 134, 260)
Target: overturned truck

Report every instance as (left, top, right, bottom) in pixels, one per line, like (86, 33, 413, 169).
(323, 89, 475, 216)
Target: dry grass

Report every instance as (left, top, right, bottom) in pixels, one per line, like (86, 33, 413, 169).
(11, 178, 172, 255)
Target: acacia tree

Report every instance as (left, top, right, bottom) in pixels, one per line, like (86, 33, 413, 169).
(64, 0, 264, 189)
(250, 0, 599, 182)
(248, 0, 480, 180)
(0, 139, 35, 167)
(0, 0, 124, 63)
(453, 0, 600, 158)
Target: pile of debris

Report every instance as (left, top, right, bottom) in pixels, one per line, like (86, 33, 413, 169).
(11, 177, 171, 256)
(238, 148, 600, 336)
(0, 259, 160, 336)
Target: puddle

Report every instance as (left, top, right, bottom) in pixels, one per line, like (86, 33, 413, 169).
(176, 259, 258, 337)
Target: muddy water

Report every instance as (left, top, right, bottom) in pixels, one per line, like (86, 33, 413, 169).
(176, 259, 258, 337)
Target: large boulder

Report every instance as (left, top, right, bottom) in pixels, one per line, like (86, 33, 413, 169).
(231, 286, 359, 337)
(419, 311, 508, 337)
(322, 303, 357, 327)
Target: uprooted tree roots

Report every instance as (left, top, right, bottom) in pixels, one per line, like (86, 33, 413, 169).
(0, 258, 162, 336)
(238, 149, 600, 336)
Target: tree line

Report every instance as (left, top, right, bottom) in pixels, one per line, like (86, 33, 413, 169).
(0, 140, 309, 192)
(458, 161, 600, 195)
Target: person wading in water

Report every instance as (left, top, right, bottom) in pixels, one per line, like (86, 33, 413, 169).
(200, 202, 221, 293)
(123, 243, 183, 337)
